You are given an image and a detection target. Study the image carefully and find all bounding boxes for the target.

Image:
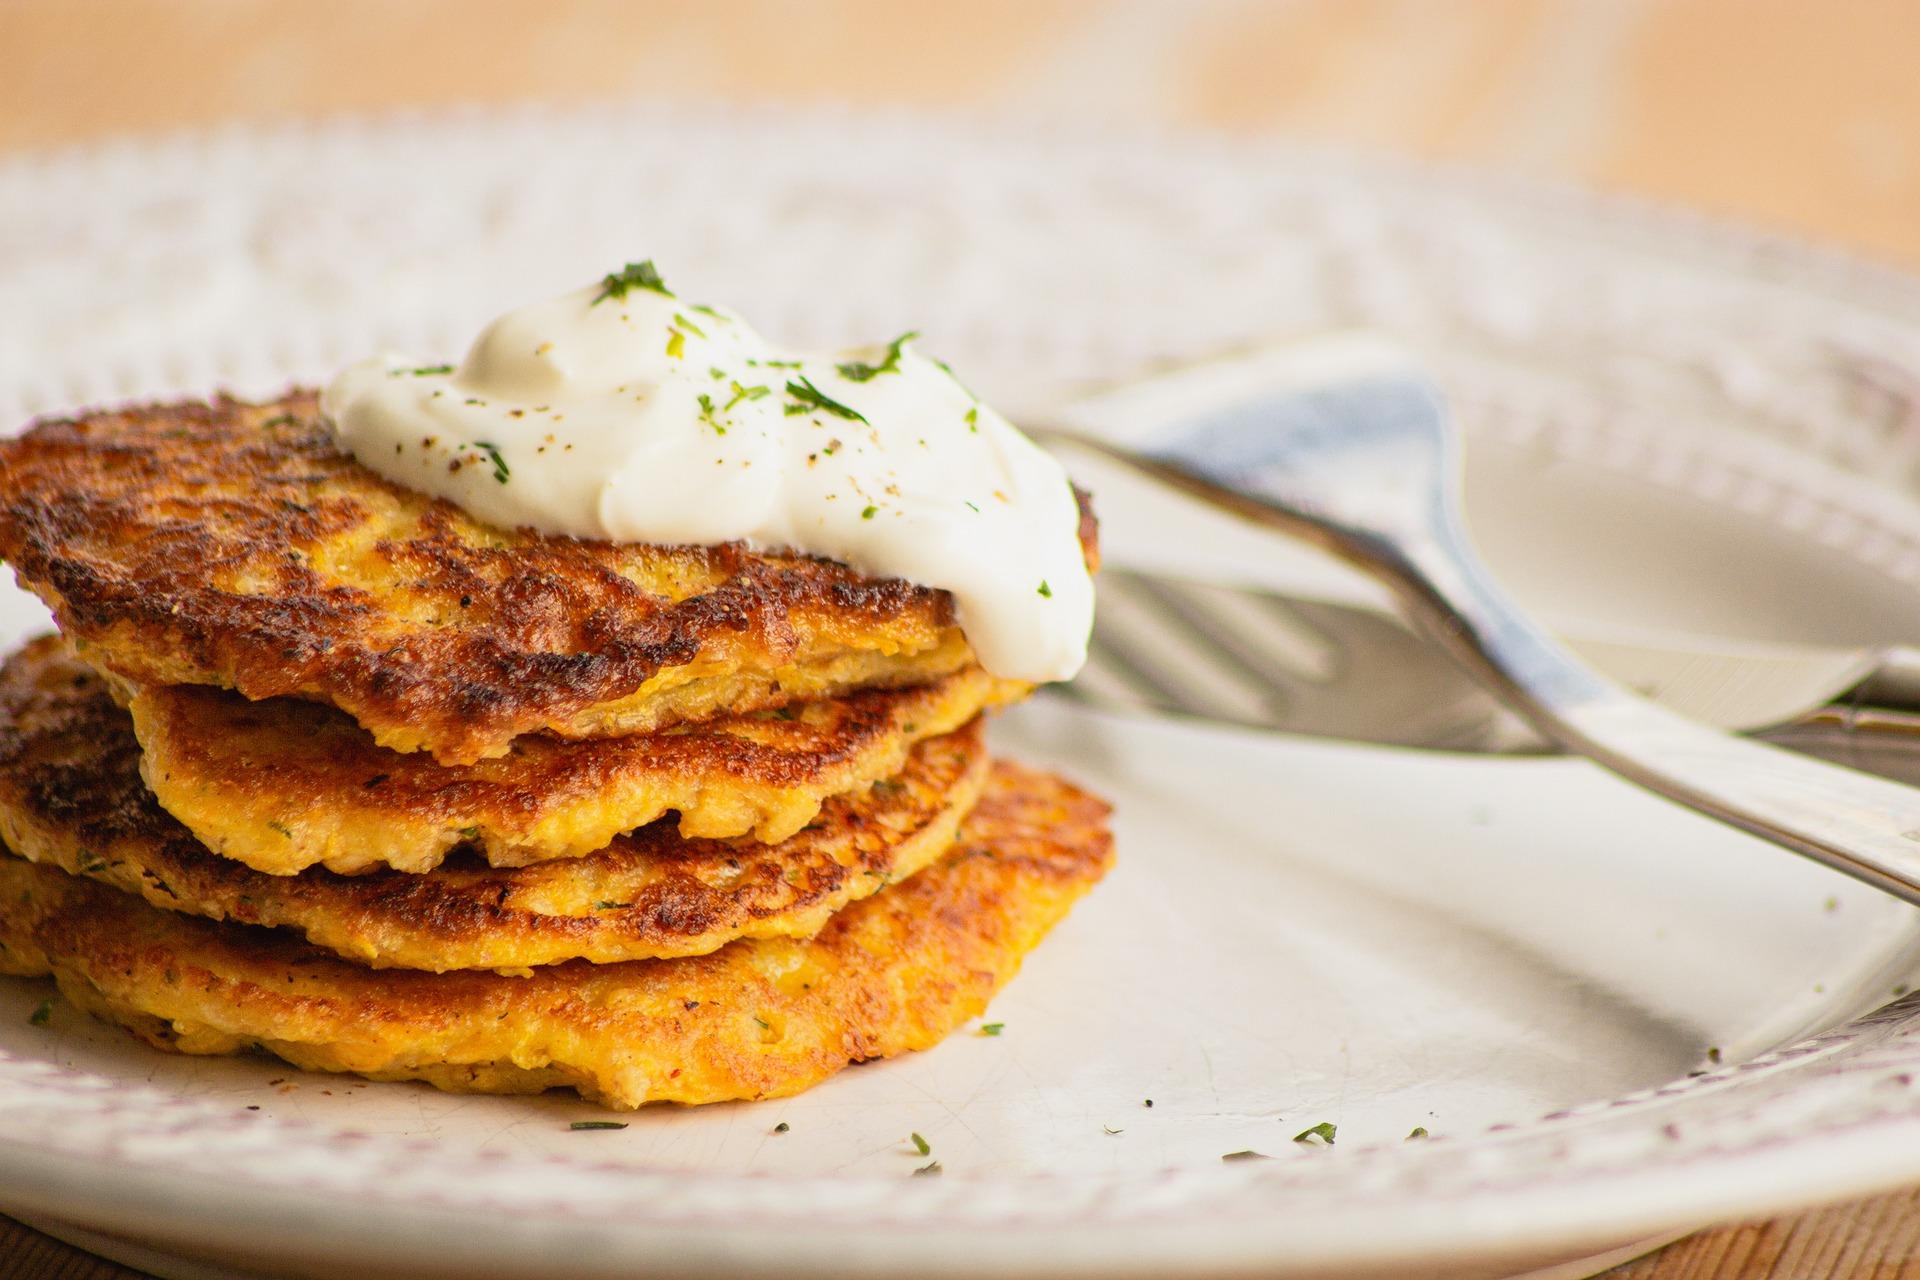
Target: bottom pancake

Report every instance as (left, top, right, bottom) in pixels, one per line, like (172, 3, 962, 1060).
(0, 762, 1112, 1109)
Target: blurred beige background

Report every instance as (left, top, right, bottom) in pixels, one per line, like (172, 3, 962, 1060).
(6, 3, 1920, 1278)
(6, 0, 1920, 269)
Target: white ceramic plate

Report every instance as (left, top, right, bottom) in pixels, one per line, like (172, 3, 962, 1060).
(8, 103, 1920, 1280)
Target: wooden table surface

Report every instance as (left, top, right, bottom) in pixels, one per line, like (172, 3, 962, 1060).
(7, 2, 1920, 1277)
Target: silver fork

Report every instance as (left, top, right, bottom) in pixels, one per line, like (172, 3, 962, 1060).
(1031, 334, 1920, 907)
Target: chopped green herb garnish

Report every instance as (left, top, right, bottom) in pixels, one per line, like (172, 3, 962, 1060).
(964, 500, 980, 513)
(391, 364, 454, 377)
(1706, 1046, 1722, 1064)
(773, 1121, 790, 1134)
(913, 1160, 943, 1176)
(473, 441, 510, 484)
(709, 366, 727, 380)
(861, 504, 878, 520)
(690, 303, 726, 319)
(267, 821, 293, 839)
(910, 1132, 931, 1155)
(753, 1016, 771, 1030)
(27, 999, 51, 1027)
(753, 358, 802, 369)
(665, 328, 686, 359)
(696, 393, 726, 434)
(593, 260, 671, 304)
(785, 377, 868, 423)
(1037, 580, 1053, 598)
(965, 406, 979, 432)
(836, 331, 918, 383)
(569, 1120, 629, 1131)
(1144, 1099, 1154, 1107)
(978, 1022, 1004, 1036)
(1406, 1127, 1429, 1140)
(595, 900, 633, 911)
(1221, 1149, 1269, 1162)
(674, 312, 707, 339)
(1824, 896, 1839, 911)
(1293, 1122, 1336, 1146)
(932, 357, 976, 400)
(723, 381, 771, 412)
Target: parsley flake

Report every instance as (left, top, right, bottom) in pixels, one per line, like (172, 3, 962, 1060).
(569, 1120, 629, 1131)
(27, 999, 51, 1027)
(774, 1121, 790, 1134)
(697, 393, 727, 435)
(910, 1132, 931, 1156)
(836, 330, 919, 382)
(1221, 1150, 1270, 1162)
(1293, 1122, 1337, 1146)
(785, 377, 868, 423)
(391, 364, 454, 377)
(674, 312, 707, 339)
(592, 260, 672, 304)
(861, 504, 878, 520)
(978, 1022, 1004, 1036)
(473, 441, 510, 484)
(1037, 580, 1053, 598)
(1406, 1127, 1429, 1140)
(723, 381, 771, 412)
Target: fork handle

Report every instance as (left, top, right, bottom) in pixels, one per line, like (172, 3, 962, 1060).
(1221, 462, 1920, 908)
(1359, 503, 1920, 904)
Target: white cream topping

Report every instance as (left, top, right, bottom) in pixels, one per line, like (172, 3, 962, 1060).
(321, 267, 1093, 682)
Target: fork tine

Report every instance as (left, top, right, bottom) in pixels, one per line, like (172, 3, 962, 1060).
(1066, 566, 1545, 748)
(1084, 575, 1283, 724)
(1115, 569, 1343, 688)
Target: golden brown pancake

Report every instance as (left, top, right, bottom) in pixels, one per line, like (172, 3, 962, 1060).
(0, 763, 1112, 1109)
(104, 646, 1023, 873)
(0, 393, 1096, 764)
(0, 641, 991, 968)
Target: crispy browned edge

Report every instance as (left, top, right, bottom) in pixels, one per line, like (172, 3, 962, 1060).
(124, 655, 1023, 871)
(0, 763, 1115, 1109)
(0, 633, 995, 968)
(0, 391, 1099, 763)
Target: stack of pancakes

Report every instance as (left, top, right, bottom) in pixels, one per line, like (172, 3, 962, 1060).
(0, 394, 1111, 1110)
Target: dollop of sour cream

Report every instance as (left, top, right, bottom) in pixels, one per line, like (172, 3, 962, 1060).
(321, 266, 1093, 682)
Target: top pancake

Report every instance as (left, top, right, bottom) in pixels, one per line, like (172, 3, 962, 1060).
(0, 392, 1096, 764)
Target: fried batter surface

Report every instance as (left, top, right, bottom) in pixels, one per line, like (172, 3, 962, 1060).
(0, 394, 1099, 762)
(0, 638, 995, 968)
(0, 764, 1113, 1109)
(105, 646, 1023, 872)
